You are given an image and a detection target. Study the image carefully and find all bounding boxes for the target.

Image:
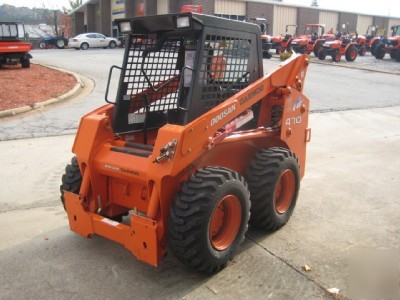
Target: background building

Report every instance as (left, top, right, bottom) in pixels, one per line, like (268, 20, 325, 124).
(69, 0, 400, 38)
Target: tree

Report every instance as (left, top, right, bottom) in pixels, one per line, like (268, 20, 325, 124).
(311, 0, 318, 7)
(60, 13, 72, 38)
(69, 0, 83, 11)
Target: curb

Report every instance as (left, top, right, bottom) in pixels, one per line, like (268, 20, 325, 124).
(309, 57, 400, 75)
(271, 53, 400, 76)
(0, 64, 85, 118)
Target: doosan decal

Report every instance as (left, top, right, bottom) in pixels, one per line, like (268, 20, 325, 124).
(211, 104, 236, 126)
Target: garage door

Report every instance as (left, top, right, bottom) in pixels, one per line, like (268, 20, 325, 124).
(157, 0, 168, 14)
(215, 0, 246, 15)
(357, 15, 373, 35)
(319, 11, 339, 33)
(273, 6, 297, 36)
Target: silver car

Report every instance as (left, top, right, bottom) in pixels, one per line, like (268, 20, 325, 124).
(68, 33, 120, 50)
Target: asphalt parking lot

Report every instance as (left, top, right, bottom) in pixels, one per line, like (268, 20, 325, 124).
(0, 49, 399, 299)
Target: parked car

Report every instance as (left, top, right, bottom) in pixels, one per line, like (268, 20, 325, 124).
(68, 33, 120, 50)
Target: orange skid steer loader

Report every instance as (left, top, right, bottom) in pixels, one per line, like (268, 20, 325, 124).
(60, 13, 311, 274)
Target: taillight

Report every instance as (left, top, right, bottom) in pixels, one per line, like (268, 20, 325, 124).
(73, 39, 78, 42)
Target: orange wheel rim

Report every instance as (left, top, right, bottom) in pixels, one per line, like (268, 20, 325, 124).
(209, 195, 242, 251)
(274, 169, 296, 214)
(351, 49, 357, 59)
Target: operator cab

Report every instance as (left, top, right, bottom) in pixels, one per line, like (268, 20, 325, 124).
(110, 13, 263, 135)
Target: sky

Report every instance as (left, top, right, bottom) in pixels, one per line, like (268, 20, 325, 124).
(0, 0, 73, 10)
(0, 0, 399, 17)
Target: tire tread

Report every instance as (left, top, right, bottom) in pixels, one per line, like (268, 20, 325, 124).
(168, 166, 250, 274)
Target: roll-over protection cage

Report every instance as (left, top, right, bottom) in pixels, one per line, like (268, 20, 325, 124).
(110, 13, 264, 135)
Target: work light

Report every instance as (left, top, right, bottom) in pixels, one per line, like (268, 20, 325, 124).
(119, 21, 132, 33)
(176, 16, 191, 29)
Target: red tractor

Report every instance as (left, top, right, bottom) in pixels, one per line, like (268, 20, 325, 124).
(0, 21, 32, 69)
(339, 23, 367, 56)
(318, 35, 358, 62)
(351, 33, 367, 56)
(248, 17, 273, 58)
(364, 25, 386, 55)
(269, 25, 297, 55)
(374, 25, 400, 62)
(180, 5, 202, 13)
(290, 24, 335, 56)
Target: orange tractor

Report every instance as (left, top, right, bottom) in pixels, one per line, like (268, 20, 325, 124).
(290, 24, 335, 56)
(374, 25, 400, 62)
(180, 5, 202, 13)
(318, 35, 358, 62)
(0, 21, 32, 69)
(60, 13, 311, 274)
(270, 24, 297, 55)
(248, 17, 273, 58)
(364, 25, 385, 55)
(351, 33, 367, 56)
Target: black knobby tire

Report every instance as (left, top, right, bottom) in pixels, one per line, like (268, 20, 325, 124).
(358, 45, 366, 56)
(374, 43, 385, 59)
(60, 156, 82, 209)
(246, 147, 300, 231)
(20, 58, 30, 68)
(298, 47, 306, 54)
(345, 45, 357, 62)
(332, 50, 341, 62)
(390, 50, 397, 59)
(313, 41, 323, 57)
(396, 50, 400, 62)
(370, 40, 379, 55)
(56, 38, 66, 49)
(263, 50, 272, 59)
(168, 166, 250, 274)
(318, 50, 326, 60)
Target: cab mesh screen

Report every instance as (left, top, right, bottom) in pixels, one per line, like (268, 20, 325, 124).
(123, 37, 181, 114)
(198, 35, 251, 109)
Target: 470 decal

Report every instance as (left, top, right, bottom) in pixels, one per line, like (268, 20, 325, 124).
(285, 116, 302, 126)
